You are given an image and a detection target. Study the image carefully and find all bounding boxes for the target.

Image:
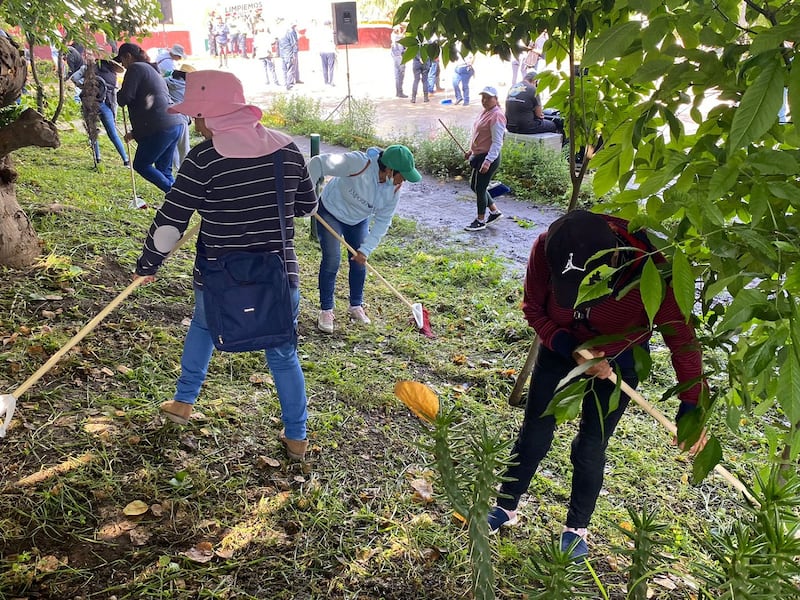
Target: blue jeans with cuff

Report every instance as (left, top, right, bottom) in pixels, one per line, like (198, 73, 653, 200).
(317, 202, 368, 311)
(174, 286, 308, 441)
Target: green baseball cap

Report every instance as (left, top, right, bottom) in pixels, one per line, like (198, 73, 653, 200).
(382, 145, 422, 183)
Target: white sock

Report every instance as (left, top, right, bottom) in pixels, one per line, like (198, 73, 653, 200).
(563, 526, 588, 539)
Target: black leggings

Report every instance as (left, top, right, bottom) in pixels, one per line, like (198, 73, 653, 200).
(469, 154, 501, 216)
(497, 346, 637, 528)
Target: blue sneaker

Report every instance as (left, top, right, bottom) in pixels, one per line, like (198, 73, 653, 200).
(560, 531, 589, 561)
(488, 506, 518, 534)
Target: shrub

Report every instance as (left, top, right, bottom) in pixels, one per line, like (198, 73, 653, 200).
(410, 126, 471, 179)
(263, 94, 376, 149)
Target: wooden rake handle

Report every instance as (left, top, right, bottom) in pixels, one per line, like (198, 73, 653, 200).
(576, 349, 757, 506)
(313, 213, 416, 313)
(438, 119, 468, 155)
(12, 223, 201, 400)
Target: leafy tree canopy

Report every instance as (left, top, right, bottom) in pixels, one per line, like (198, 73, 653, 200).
(396, 0, 800, 473)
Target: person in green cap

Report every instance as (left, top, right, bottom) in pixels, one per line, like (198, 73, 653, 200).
(307, 145, 422, 333)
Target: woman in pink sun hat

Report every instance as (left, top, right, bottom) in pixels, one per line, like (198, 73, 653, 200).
(134, 70, 318, 461)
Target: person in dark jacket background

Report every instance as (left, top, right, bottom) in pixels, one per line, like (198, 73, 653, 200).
(114, 42, 184, 193)
(487, 210, 706, 561)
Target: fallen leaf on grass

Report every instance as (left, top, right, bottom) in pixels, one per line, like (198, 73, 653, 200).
(183, 541, 214, 563)
(452, 354, 467, 365)
(129, 526, 151, 546)
(123, 500, 149, 516)
(256, 456, 281, 469)
(150, 503, 165, 517)
(421, 546, 443, 564)
(97, 519, 137, 540)
(116, 364, 133, 374)
(452, 512, 467, 525)
(36, 555, 66, 572)
(653, 576, 677, 590)
(409, 478, 434, 503)
(249, 373, 274, 385)
(41, 310, 56, 319)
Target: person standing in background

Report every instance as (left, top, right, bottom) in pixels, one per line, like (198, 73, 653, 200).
(411, 51, 430, 104)
(70, 49, 129, 167)
(255, 26, 280, 86)
(452, 46, 474, 106)
(390, 25, 407, 98)
(318, 20, 337, 86)
(279, 20, 299, 90)
(463, 86, 506, 231)
(213, 15, 230, 67)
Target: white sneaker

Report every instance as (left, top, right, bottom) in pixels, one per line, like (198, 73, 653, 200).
(317, 309, 335, 333)
(347, 305, 371, 324)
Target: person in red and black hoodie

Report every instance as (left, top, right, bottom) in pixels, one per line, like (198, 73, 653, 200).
(487, 210, 706, 560)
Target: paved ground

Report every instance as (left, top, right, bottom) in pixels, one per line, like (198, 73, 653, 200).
(187, 46, 517, 139)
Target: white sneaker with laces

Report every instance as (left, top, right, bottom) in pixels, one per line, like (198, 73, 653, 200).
(347, 305, 371, 324)
(318, 309, 335, 333)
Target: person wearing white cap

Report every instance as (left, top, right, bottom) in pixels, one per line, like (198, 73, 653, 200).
(134, 70, 318, 461)
(464, 86, 507, 231)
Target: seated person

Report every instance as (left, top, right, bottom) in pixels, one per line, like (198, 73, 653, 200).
(505, 71, 563, 135)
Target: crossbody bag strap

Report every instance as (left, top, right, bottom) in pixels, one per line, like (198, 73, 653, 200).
(274, 149, 289, 271)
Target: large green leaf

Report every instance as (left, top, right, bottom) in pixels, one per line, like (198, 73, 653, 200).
(777, 351, 800, 425)
(640, 257, 663, 327)
(691, 436, 722, 484)
(747, 149, 799, 176)
(706, 159, 740, 202)
(582, 21, 642, 66)
(670, 246, 695, 323)
(716, 288, 769, 333)
(728, 56, 785, 155)
(544, 378, 587, 425)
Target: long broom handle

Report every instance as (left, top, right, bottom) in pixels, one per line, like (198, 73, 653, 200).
(576, 349, 757, 505)
(508, 336, 540, 406)
(313, 213, 416, 313)
(121, 107, 137, 198)
(438, 119, 469, 155)
(11, 223, 201, 400)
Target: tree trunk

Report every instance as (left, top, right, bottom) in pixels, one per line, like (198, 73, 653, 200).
(0, 34, 60, 267)
(0, 154, 41, 267)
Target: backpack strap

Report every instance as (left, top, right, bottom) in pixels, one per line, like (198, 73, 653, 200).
(348, 159, 371, 177)
(274, 150, 289, 272)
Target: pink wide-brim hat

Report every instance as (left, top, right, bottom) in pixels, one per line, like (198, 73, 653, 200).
(168, 70, 262, 120)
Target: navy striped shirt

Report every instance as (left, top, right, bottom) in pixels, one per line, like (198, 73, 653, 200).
(136, 140, 318, 288)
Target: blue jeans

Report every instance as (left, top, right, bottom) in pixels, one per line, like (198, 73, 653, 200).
(133, 124, 182, 193)
(174, 286, 308, 440)
(427, 60, 439, 92)
(317, 203, 368, 310)
(93, 103, 128, 163)
(497, 346, 637, 528)
(453, 65, 474, 105)
(453, 66, 475, 106)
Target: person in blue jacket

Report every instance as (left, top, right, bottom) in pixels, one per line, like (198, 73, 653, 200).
(307, 145, 421, 333)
